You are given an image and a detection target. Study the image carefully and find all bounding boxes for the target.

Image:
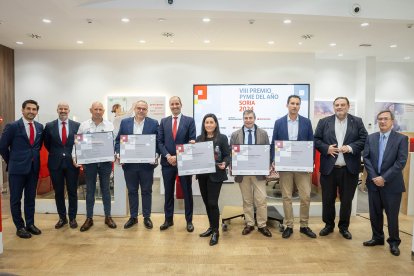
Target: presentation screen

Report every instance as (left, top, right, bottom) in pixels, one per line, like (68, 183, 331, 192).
(193, 84, 310, 139)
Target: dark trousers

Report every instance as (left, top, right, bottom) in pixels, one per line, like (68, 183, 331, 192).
(198, 175, 223, 229)
(368, 189, 402, 246)
(83, 162, 112, 218)
(320, 167, 358, 230)
(49, 165, 79, 220)
(123, 169, 154, 218)
(9, 166, 38, 229)
(161, 166, 193, 222)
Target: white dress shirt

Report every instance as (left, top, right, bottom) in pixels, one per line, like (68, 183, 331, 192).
(287, 115, 299, 141)
(133, 118, 145, 134)
(22, 117, 36, 140)
(335, 116, 348, 166)
(58, 119, 69, 141)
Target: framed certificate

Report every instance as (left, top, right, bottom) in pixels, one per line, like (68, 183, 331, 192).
(119, 134, 156, 163)
(176, 141, 216, 176)
(274, 140, 314, 172)
(231, 144, 270, 175)
(75, 132, 115, 164)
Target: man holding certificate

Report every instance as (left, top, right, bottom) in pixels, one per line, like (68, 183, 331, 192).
(230, 110, 272, 238)
(115, 100, 159, 230)
(158, 96, 196, 232)
(75, 101, 117, 232)
(271, 95, 316, 239)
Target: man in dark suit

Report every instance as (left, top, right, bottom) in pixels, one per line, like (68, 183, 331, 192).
(314, 96, 367, 239)
(271, 95, 316, 239)
(157, 96, 196, 232)
(44, 102, 80, 229)
(0, 99, 44, 238)
(115, 100, 159, 230)
(362, 110, 408, 256)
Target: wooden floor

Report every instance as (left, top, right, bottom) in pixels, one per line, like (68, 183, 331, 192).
(0, 210, 414, 275)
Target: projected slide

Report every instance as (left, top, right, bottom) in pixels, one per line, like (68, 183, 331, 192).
(193, 84, 310, 139)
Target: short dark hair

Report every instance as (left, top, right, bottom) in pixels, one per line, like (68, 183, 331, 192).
(243, 109, 256, 119)
(287, 95, 301, 104)
(333, 96, 350, 105)
(377, 110, 395, 120)
(22, 99, 39, 111)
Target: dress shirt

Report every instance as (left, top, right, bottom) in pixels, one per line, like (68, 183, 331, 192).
(58, 119, 69, 141)
(287, 115, 299, 141)
(171, 113, 182, 130)
(133, 118, 145, 134)
(335, 116, 348, 166)
(22, 117, 37, 140)
(78, 118, 114, 134)
(244, 127, 256, 144)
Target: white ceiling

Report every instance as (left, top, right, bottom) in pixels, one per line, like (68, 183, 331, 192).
(0, 0, 413, 61)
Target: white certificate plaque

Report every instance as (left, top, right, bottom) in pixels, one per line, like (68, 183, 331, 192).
(232, 145, 270, 175)
(75, 132, 115, 164)
(176, 141, 216, 176)
(120, 134, 156, 163)
(274, 140, 314, 172)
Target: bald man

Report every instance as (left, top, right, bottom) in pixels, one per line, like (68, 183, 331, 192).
(44, 103, 80, 229)
(76, 102, 117, 232)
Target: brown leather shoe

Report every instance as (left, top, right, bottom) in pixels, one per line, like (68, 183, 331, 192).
(105, 216, 117, 229)
(242, 225, 255, 235)
(55, 218, 68, 229)
(80, 218, 93, 232)
(69, 219, 78, 229)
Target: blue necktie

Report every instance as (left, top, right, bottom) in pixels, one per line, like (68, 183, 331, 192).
(247, 129, 253, 145)
(378, 134, 386, 173)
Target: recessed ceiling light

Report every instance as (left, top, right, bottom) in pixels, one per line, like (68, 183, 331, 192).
(202, 18, 211, 23)
(170, 40, 174, 43)
(390, 44, 397, 48)
(121, 18, 130, 23)
(338, 53, 344, 57)
(404, 56, 411, 60)
(360, 22, 369, 27)
(42, 18, 52, 23)
(139, 40, 146, 44)
(158, 18, 166, 22)
(329, 43, 337, 47)
(16, 41, 24, 45)
(298, 42, 303, 45)
(283, 19, 292, 24)
(76, 40, 84, 44)
(267, 41, 275, 45)
(203, 39, 210, 44)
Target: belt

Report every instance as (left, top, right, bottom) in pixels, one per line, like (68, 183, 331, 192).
(334, 165, 346, 169)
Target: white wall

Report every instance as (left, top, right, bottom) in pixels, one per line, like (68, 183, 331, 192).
(376, 61, 414, 102)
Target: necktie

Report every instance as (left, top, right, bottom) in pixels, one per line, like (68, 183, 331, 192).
(378, 134, 386, 173)
(247, 129, 252, 145)
(29, 122, 35, 146)
(172, 117, 178, 140)
(62, 121, 67, 145)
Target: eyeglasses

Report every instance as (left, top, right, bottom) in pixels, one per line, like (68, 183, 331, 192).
(377, 117, 391, 121)
(136, 107, 147, 111)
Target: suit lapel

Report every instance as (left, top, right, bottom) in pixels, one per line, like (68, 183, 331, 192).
(176, 115, 185, 139)
(54, 119, 63, 145)
(381, 131, 394, 162)
(343, 115, 353, 144)
(18, 119, 31, 146)
(128, 118, 134, 134)
(328, 116, 338, 144)
(142, 118, 149, 134)
(165, 116, 173, 139)
(371, 132, 380, 170)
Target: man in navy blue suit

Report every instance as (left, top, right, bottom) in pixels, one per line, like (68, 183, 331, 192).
(44, 102, 80, 229)
(363, 110, 408, 256)
(271, 95, 316, 239)
(115, 100, 159, 230)
(314, 97, 367, 239)
(0, 99, 44, 239)
(157, 96, 196, 232)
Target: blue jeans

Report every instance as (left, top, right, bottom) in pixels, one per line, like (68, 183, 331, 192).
(83, 162, 112, 218)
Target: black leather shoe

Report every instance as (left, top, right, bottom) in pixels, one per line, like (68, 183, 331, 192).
(55, 218, 68, 229)
(200, 227, 213, 237)
(242, 225, 255, 235)
(363, 239, 384, 246)
(26, 225, 42, 235)
(390, 245, 400, 256)
(319, 226, 334, 236)
(16, 228, 32, 239)
(282, 227, 293, 239)
(300, 227, 317, 238)
(144, 217, 153, 229)
(339, 229, 352, 240)
(209, 230, 219, 246)
(69, 219, 78, 229)
(80, 218, 94, 232)
(258, 227, 272, 237)
(124, 217, 138, 229)
(186, 222, 194, 232)
(160, 220, 174, 231)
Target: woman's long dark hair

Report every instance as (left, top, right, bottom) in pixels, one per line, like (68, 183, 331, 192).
(199, 113, 220, 142)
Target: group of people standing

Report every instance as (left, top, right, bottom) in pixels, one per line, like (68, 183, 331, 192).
(0, 95, 408, 255)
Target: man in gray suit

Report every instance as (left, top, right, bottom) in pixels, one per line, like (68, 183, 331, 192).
(230, 110, 272, 237)
(362, 110, 408, 256)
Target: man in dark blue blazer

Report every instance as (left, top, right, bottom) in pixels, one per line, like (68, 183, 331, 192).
(115, 100, 159, 230)
(362, 110, 408, 256)
(44, 102, 80, 229)
(157, 96, 196, 232)
(314, 97, 367, 239)
(0, 100, 44, 239)
(271, 95, 316, 239)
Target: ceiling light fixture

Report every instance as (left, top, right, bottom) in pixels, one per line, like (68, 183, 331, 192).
(329, 43, 337, 47)
(76, 40, 84, 44)
(139, 40, 146, 44)
(158, 18, 166, 22)
(203, 39, 210, 44)
(404, 56, 411, 60)
(338, 53, 344, 57)
(390, 44, 397, 48)
(298, 42, 303, 45)
(283, 19, 292, 24)
(121, 18, 130, 23)
(202, 18, 211, 23)
(42, 18, 52, 23)
(16, 41, 24, 45)
(360, 22, 369, 27)
(267, 41, 275, 45)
